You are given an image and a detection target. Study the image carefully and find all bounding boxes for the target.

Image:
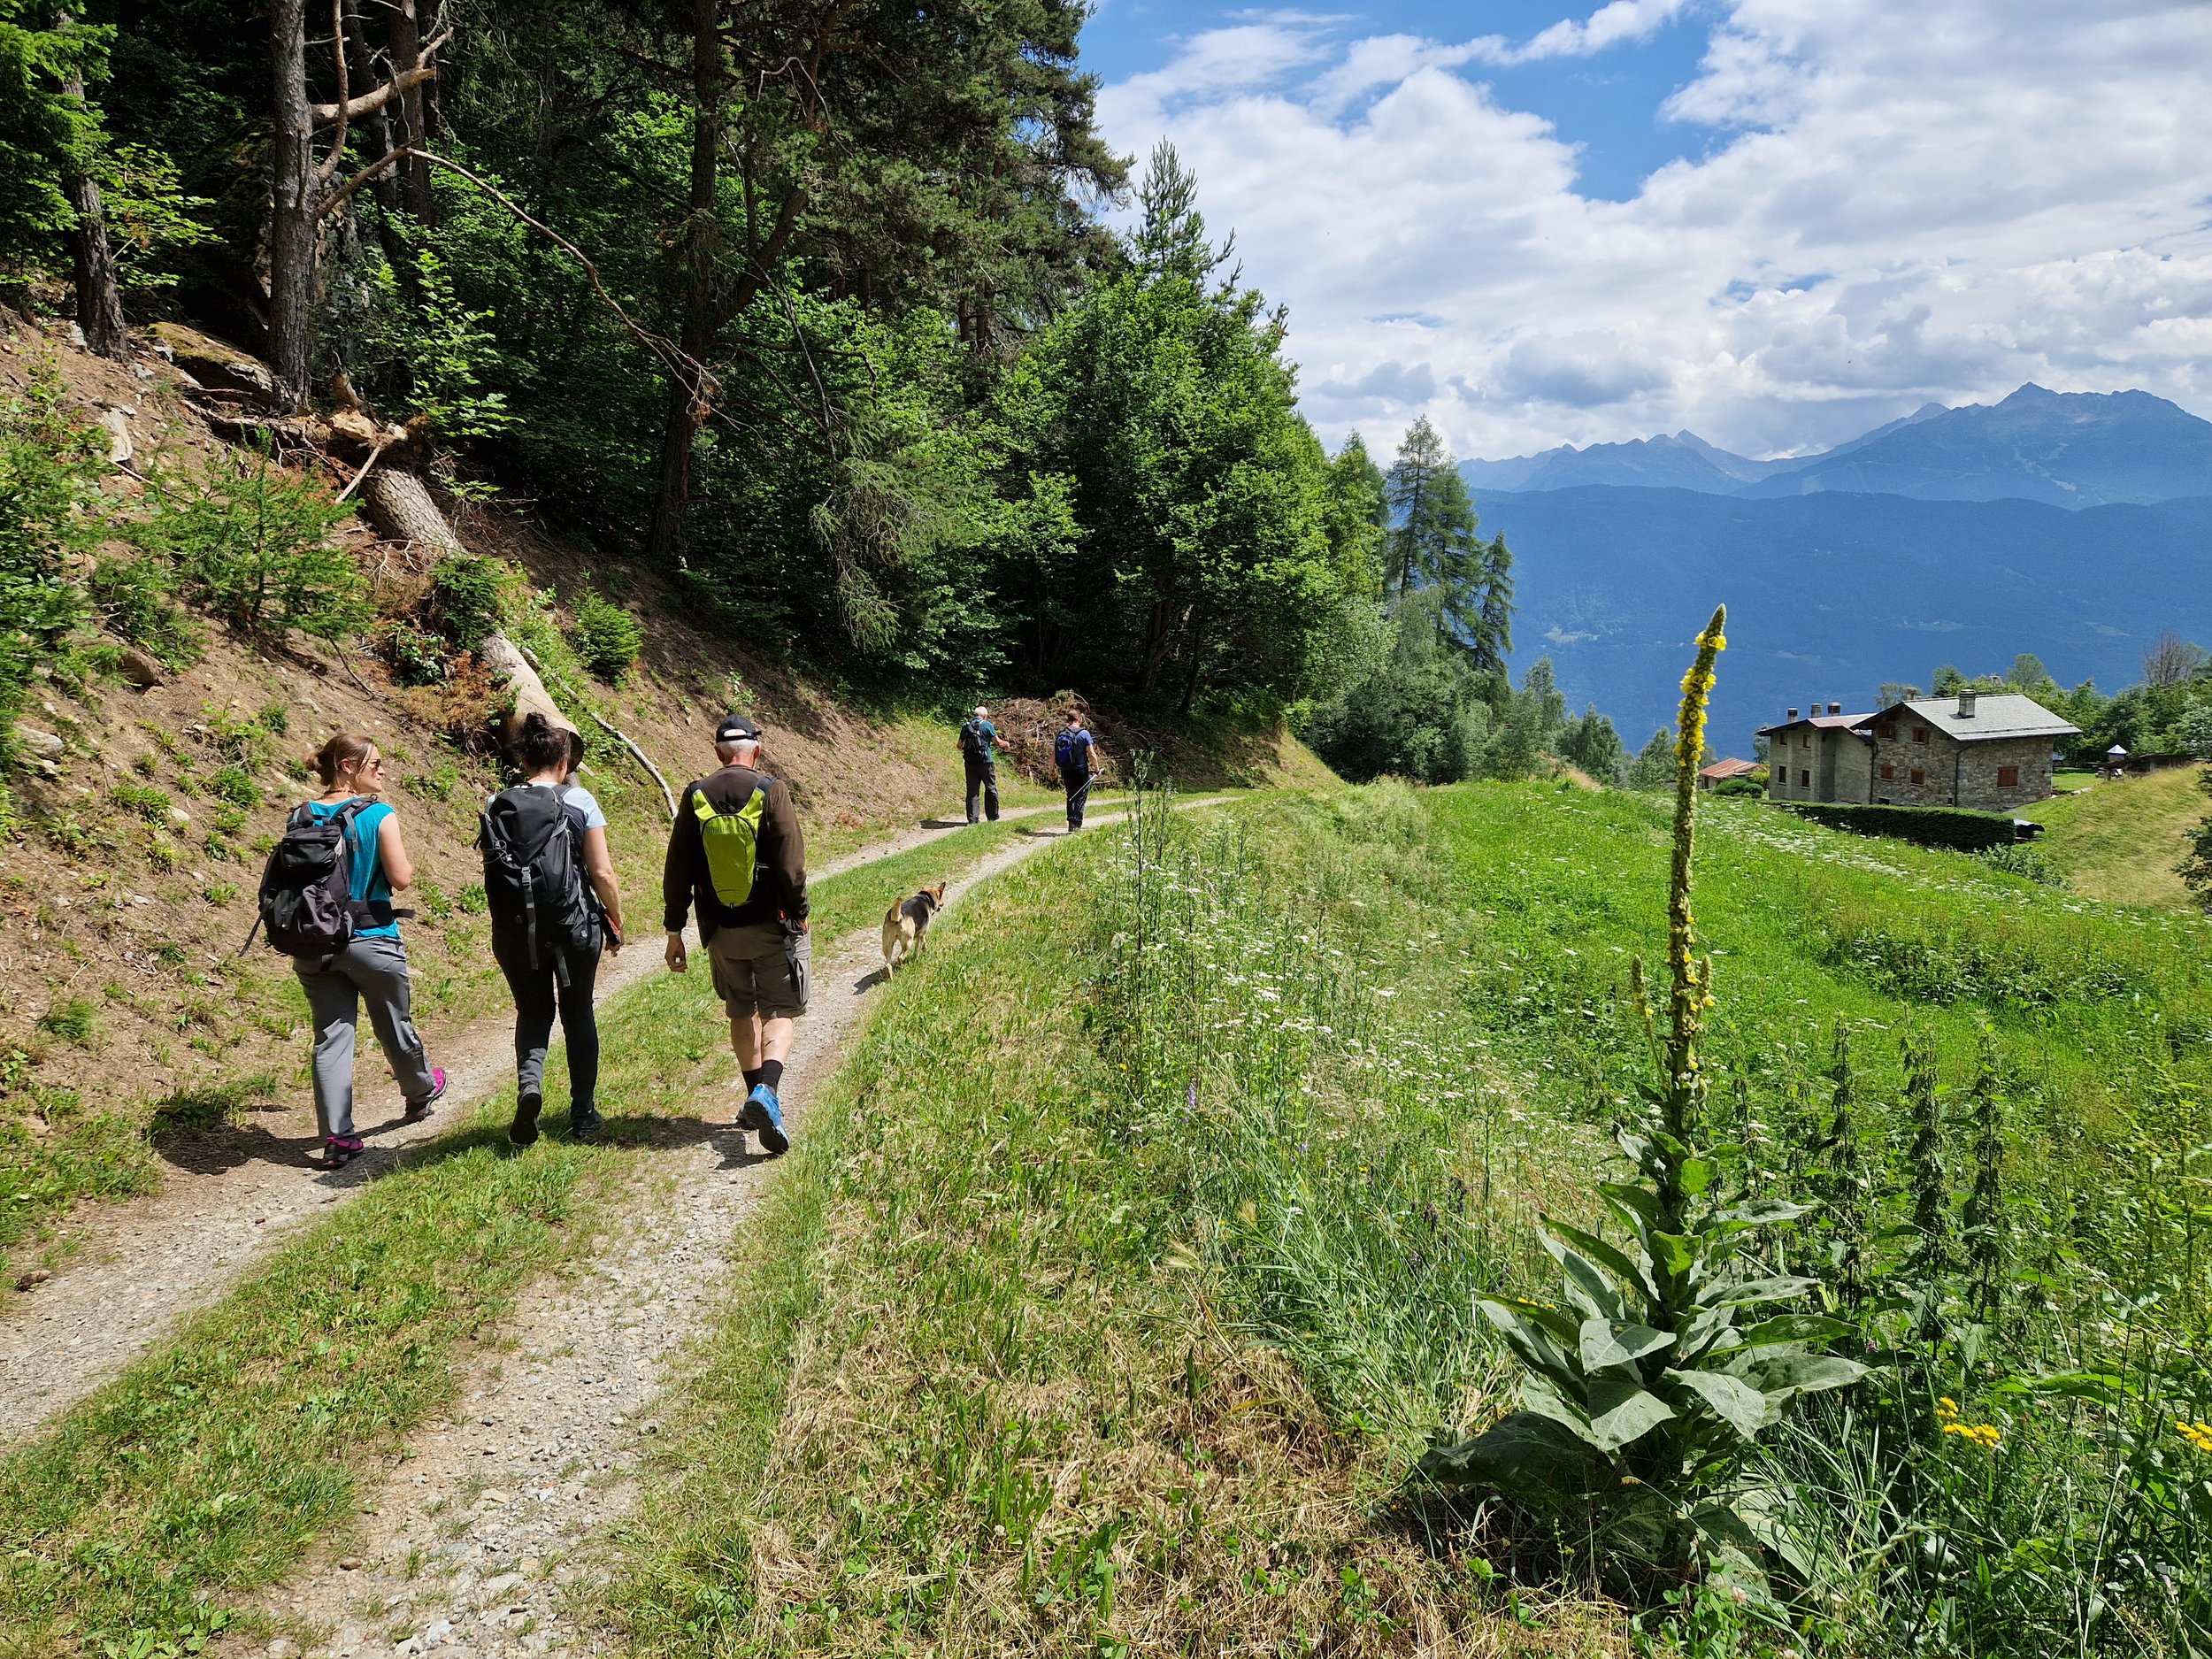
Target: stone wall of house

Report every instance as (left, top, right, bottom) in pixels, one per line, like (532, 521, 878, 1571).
(1955, 735, 2055, 810)
(1869, 720, 2054, 809)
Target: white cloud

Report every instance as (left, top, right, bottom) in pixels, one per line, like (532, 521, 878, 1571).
(1094, 0, 2212, 459)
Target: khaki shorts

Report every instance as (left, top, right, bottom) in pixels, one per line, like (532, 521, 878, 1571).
(706, 922, 810, 1020)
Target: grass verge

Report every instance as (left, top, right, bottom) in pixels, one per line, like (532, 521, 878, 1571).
(0, 814, 1035, 1655)
(605, 787, 1620, 1656)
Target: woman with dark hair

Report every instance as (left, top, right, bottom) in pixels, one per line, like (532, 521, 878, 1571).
(480, 713, 626, 1146)
(295, 732, 446, 1169)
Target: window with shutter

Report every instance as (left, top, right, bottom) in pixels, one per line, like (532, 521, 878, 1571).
(1997, 765, 2020, 787)
(1910, 768, 1926, 785)
(1879, 764, 1894, 780)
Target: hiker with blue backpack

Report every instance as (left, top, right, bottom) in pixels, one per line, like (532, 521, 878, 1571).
(1056, 707, 1095, 831)
(257, 733, 447, 1170)
(957, 704, 999, 825)
(661, 715, 809, 1156)
(479, 713, 627, 1148)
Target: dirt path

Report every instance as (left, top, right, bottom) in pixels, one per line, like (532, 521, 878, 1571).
(0, 804, 1061, 1448)
(219, 809, 1166, 1659)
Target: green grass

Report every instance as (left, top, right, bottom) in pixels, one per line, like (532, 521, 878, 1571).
(2021, 762, 2204, 907)
(604, 786, 1607, 1656)
(0, 815, 1041, 1655)
(604, 779, 2212, 1655)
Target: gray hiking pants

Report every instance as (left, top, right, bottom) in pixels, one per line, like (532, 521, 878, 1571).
(295, 933, 438, 1141)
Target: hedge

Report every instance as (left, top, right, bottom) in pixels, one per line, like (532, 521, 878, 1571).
(1778, 800, 2027, 852)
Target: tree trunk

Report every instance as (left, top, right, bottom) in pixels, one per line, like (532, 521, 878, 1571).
(647, 0, 726, 565)
(387, 0, 435, 222)
(267, 0, 318, 408)
(359, 465, 462, 554)
(342, 0, 419, 297)
(61, 155, 127, 361)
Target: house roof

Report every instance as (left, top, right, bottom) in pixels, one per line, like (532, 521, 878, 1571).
(1700, 757, 1760, 780)
(1858, 693, 2080, 742)
(1754, 711, 1875, 737)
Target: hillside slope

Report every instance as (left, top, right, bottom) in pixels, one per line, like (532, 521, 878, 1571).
(2021, 764, 2206, 908)
(0, 316, 1327, 1263)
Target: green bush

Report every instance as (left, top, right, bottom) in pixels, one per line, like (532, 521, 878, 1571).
(135, 448, 366, 641)
(88, 554, 203, 666)
(426, 554, 515, 646)
(1781, 800, 2023, 853)
(569, 586, 642, 681)
(1974, 841, 2062, 885)
(0, 367, 104, 757)
(111, 780, 169, 820)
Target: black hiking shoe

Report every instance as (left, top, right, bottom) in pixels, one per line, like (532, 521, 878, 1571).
(318, 1135, 366, 1170)
(567, 1103, 605, 1142)
(510, 1090, 542, 1148)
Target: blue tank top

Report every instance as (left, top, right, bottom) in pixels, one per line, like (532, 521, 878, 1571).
(308, 797, 399, 939)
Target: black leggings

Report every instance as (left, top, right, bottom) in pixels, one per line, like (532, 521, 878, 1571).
(492, 930, 602, 1110)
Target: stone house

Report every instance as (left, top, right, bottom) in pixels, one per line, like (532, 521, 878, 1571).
(1859, 690, 2078, 810)
(1759, 690, 2078, 810)
(1758, 703, 1874, 803)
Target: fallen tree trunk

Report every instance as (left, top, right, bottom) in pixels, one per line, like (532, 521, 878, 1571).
(358, 465, 461, 555)
(358, 467, 577, 753)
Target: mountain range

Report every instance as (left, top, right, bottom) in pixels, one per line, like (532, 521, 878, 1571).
(1455, 387, 2212, 749)
(1463, 386, 2212, 509)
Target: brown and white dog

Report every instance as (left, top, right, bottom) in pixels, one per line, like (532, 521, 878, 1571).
(880, 883, 947, 974)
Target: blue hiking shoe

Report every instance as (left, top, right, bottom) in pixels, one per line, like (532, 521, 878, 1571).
(740, 1084, 789, 1156)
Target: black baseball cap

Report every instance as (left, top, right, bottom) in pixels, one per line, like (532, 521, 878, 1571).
(715, 714, 761, 743)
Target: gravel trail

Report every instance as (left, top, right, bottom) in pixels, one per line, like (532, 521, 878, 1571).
(217, 821, 1094, 1659)
(0, 805, 1056, 1448)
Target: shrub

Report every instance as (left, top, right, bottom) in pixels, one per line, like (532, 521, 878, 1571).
(1974, 842, 2062, 885)
(135, 447, 367, 641)
(0, 366, 104, 756)
(88, 554, 203, 666)
(1780, 801, 2022, 853)
(426, 554, 515, 646)
(569, 586, 642, 681)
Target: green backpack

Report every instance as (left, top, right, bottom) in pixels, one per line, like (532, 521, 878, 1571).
(693, 777, 771, 908)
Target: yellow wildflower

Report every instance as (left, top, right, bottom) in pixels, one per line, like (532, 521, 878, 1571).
(1941, 1421, 2001, 1450)
(1936, 1397, 1959, 1420)
(2177, 1420, 2212, 1455)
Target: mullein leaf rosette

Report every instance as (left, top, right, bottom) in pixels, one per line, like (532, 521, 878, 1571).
(1417, 606, 1866, 1589)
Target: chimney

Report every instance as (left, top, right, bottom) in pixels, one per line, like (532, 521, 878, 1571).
(1958, 689, 1978, 718)
(1786, 707, 1799, 722)
(1828, 702, 1842, 716)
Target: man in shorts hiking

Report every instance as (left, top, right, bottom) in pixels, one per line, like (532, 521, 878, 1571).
(662, 715, 809, 1155)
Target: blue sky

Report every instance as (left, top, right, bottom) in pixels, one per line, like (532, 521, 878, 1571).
(1078, 1, 2212, 462)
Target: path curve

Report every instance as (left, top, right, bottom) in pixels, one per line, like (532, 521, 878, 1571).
(0, 804, 1061, 1448)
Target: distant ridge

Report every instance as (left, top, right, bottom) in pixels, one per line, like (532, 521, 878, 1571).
(1474, 486, 2212, 744)
(1463, 386, 2212, 510)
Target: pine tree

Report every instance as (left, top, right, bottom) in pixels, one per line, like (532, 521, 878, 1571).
(1384, 417, 1512, 670)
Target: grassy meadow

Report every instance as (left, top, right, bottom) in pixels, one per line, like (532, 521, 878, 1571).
(614, 777, 2212, 1656)
(12, 771, 2212, 1655)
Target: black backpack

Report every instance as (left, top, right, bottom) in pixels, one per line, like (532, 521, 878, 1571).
(479, 784, 596, 971)
(959, 718, 988, 760)
(251, 799, 386, 957)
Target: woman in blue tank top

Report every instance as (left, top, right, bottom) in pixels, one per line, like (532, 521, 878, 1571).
(294, 733, 446, 1168)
